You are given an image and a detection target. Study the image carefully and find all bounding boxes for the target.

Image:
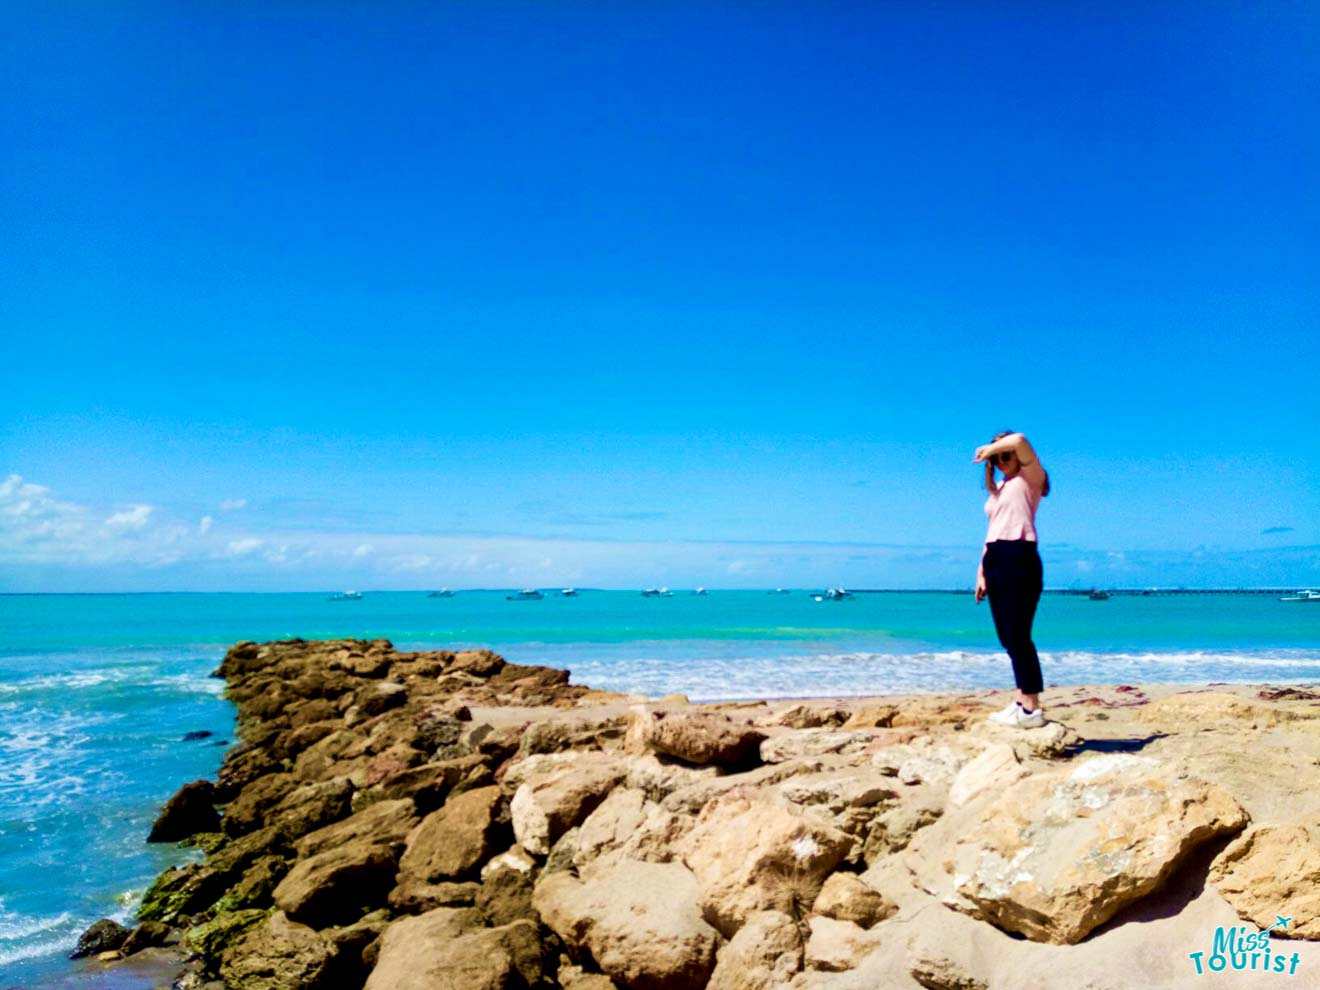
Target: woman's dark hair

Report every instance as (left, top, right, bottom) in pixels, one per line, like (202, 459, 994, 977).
(985, 430, 1050, 496)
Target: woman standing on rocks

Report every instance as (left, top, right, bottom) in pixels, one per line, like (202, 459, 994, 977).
(974, 431, 1050, 729)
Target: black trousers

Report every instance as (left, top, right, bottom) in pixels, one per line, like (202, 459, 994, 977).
(983, 539, 1044, 695)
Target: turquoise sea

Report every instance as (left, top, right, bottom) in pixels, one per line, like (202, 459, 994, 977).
(2, 589, 1319, 987)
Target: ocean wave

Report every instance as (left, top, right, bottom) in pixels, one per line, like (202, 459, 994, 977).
(0, 903, 76, 970)
(564, 647, 1320, 701)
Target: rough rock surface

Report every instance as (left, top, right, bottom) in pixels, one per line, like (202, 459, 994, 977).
(680, 792, 854, 936)
(811, 872, 896, 928)
(804, 915, 885, 972)
(272, 840, 398, 927)
(398, 785, 505, 882)
(509, 755, 625, 856)
(947, 754, 1249, 943)
(534, 857, 720, 990)
(364, 908, 546, 990)
(71, 918, 130, 959)
(1209, 823, 1320, 939)
(628, 707, 766, 766)
(149, 780, 220, 842)
(219, 911, 341, 990)
(707, 910, 804, 990)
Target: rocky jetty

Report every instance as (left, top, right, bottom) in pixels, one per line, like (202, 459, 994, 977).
(81, 640, 1320, 988)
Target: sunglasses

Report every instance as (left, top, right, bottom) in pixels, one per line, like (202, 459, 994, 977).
(994, 452, 1016, 465)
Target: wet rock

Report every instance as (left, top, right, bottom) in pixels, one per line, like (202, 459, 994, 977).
(120, 920, 172, 955)
(219, 910, 341, 990)
(1209, 823, 1320, 939)
(181, 909, 269, 968)
(149, 781, 220, 842)
(70, 918, 130, 959)
(947, 754, 1249, 943)
(216, 855, 287, 911)
(183, 730, 214, 742)
(534, 857, 720, 989)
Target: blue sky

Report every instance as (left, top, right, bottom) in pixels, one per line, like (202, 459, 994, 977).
(2, 3, 1318, 591)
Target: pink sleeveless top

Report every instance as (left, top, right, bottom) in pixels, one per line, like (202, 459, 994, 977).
(984, 475, 1041, 543)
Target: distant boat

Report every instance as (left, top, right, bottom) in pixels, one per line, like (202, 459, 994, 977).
(427, 589, 455, 598)
(1280, 590, 1320, 602)
(641, 587, 674, 598)
(506, 589, 544, 601)
(691, 587, 708, 596)
(768, 588, 791, 595)
(328, 590, 363, 601)
(812, 587, 853, 602)
(560, 588, 578, 597)
(1089, 589, 1110, 601)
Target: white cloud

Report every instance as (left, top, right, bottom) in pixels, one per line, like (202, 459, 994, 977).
(226, 537, 264, 557)
(199, 515, 214, 535)
(220, 498, 248, 511)
(393, 553, 434, 571)
(352, 543, 373, 559)
(106, 504, 154, 531)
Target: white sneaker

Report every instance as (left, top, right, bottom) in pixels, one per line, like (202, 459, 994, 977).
(988, 701, 1046, 729)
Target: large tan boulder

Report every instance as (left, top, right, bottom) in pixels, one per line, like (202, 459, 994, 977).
(626, 707, 765, 766)
(574, 787, 690, 867)
(680, 792, 854, 936)
(363, 908, 546, 990)
(1209, 823, 1320, 939)
(510, 755, 625, 856)
(533, 857, 720, 989)
(272, 840, 397, 927)
(707, 910, 804, 990)
(398, 785, 505, 882)
(946, 754, 1249, 944)
(219, 911, 340, 990)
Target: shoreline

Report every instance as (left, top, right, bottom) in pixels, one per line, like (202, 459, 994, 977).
(86, 639, 1320, 989)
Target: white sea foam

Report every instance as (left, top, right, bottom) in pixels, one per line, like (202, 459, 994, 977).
(564, 647, 1320, 701)
(0, 903, 76, 970)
